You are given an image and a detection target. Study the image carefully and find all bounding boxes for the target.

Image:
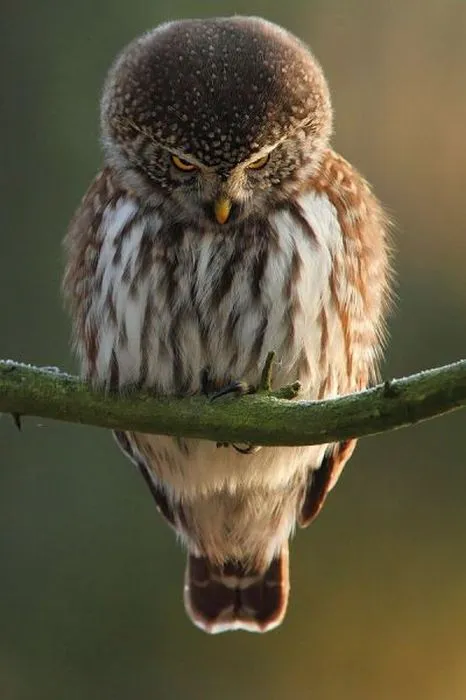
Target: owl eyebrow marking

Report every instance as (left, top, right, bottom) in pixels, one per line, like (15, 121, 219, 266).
(241, 114, 317, 167)
(169, 150, 205, 169)
(124, 118, 207, 169)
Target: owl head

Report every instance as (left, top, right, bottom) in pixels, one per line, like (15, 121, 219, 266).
(101, 17, 332, 226)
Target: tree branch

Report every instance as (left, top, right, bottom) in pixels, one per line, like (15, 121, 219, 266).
(0, 359, 465, 446)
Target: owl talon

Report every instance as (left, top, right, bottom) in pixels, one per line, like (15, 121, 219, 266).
(216, 441, 260, 454)
(232, 443, 261, 455)
(208, 355, 276, 452)
(210, 380, 255, 402)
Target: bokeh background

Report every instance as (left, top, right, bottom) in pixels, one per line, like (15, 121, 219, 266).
(1, 1, 465, 698)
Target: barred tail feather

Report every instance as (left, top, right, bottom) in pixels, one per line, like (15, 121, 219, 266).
(184, 545, 289, 634)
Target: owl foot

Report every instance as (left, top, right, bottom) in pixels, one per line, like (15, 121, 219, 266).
(210, 382, 258, 454)
(200, 370, 258, 452)
(207, 351, 276, 401)
(207, 352, 278, 455)
(200, 368, 252, 397)
(210, 379, 255, 401)
(204, 352, 300, 455)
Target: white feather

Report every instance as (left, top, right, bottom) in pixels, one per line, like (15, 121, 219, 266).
(81, 189, 353, 561)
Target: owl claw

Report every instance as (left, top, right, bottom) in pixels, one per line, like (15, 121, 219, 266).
(204, 352, 277, 402)
(211, 382, 259, 454)
(216, 441, 260, 454)
(210, 380, 255, 402)
(232, 443, 261, 454)
(205, 355, 277, 454)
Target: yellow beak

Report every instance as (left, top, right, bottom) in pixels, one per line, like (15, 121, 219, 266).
(214, 197, 232, 225)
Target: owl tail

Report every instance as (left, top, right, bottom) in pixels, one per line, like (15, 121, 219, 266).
(184, 545, 289, 634)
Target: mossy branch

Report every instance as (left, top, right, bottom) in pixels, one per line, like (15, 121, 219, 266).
(0, 358, 465, 446)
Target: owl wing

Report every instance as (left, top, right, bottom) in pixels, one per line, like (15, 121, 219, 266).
(113, 430, 176, 528)
(63, 167, 152, 388)
(64, 170, 177, 525)
(63, 168, 125, 373)
(298, 149, 391, 527)
(298, 440, 356, 527)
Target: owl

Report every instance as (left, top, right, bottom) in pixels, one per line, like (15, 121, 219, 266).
(63, 17, 390, 634)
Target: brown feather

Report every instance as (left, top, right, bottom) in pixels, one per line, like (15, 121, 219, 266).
(185, 546, 289, 634)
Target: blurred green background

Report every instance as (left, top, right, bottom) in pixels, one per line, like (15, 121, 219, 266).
(1, 1, 465, 698)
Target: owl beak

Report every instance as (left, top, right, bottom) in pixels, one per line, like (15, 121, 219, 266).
(214, 197, 232, 225)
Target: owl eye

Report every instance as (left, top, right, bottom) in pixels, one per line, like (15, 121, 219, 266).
(171, 154, 198, 172)
(247, 154, 270, 170)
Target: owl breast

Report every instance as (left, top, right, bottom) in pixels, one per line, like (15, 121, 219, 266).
(83, 189, 356, 403)
(68, 171, 384, 556)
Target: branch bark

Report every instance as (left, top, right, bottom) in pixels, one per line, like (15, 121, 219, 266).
(0, 359, 465, 446)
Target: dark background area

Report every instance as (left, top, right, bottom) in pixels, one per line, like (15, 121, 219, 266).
(1, 1, 465, 698)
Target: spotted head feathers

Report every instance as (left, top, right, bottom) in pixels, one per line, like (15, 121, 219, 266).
(100, 17, 332, 219)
